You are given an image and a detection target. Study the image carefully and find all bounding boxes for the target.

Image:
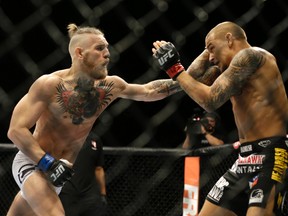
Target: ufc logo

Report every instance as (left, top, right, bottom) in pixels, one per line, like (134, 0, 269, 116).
(158, 50, 174, 65)
(50, 164, 65, 181)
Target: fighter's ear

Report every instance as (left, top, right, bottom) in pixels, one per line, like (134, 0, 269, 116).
(75, 47, 83, 59)
(225, 32, 233, 47)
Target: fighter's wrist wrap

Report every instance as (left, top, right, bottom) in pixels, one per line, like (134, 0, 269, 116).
(166, 63, 185, 80)
(38, 153, 55, 171)
(154, 42, 185, 80)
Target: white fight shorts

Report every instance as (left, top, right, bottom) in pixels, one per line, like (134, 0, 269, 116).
(12, 151, 62, 199)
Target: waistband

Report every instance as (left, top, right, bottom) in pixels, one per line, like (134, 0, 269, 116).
(239, 136, 287, 156)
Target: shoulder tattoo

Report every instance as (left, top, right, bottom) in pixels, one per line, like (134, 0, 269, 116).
(226, 48, 265, 89)
(231, 48, 265, 72)
(56, 77, 114, 124)
(207, 49, 266, 109)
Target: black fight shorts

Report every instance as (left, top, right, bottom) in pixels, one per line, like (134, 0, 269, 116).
(206, 136, 288, 215)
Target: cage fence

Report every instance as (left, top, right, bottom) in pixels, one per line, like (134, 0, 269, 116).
(1, 144, 238, 216)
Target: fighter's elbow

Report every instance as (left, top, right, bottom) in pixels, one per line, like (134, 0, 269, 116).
(7, 127, 18, 143)
(7, 125, 26, 145)
(198, 99, 218, 113)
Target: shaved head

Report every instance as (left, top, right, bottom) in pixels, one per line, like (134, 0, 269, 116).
(206, 21, 247, 41)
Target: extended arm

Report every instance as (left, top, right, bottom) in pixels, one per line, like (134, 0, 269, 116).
(117, 76, 182, 101)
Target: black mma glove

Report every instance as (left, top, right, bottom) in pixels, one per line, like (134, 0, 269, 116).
(37, 153, 74, 187)
(154, 42, 185, 80)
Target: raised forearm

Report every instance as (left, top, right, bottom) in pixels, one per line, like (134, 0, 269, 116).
(187, 50, 220, 86)
(176, 72, 214, 110)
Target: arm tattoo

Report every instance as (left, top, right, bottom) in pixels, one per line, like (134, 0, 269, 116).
(207, 48, 265, 109)
(229, 48, 265, 90)
(151, 80, 182, 95)
(187, 49, 220, 85)
(56, 77, 113, 125)
(187, 61, 211, 80)
(199, 66, 221, 86)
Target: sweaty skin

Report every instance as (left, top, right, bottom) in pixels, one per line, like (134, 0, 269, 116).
(8, 28, 182, 165)
(8, 70, 181, 164)
(153, 34, 287, 145)
(153, 21, 288, 216)
(6, 24, 182, 216)
(176, 46, 287, 144)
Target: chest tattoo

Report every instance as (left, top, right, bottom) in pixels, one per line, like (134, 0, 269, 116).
(56, 78, 113, 124)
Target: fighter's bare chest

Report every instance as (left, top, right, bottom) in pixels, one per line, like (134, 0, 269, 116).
(51, 78, 115, 125)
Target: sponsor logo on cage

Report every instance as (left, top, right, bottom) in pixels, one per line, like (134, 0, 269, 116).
(272, 148, 288, 183)
(207, 176, 229, 202)
(240, 144, 252, 153)
(17, 163, 35, 184)
(183, 184, 199, 216)
(249, 189, 264, 204)
(258, 139, 271, 148)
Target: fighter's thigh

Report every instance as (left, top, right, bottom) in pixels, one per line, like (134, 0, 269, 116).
(22, 171, 65, 216)
(6, 191, 37, 216)
(198, 200, 237, 216)
(247, 186, 275, 216)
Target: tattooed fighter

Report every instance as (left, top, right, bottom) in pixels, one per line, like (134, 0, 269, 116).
(152, 21, 288, 216)
(6, 23, 182, 216)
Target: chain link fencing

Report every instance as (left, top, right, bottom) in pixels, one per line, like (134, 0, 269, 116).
(1, 144, 238, 216)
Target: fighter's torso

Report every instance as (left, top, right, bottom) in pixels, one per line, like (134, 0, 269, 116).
(231, 50, 288, 143)
(33, 71, 122, 162)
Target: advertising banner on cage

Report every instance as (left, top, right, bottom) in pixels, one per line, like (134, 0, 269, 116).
(183, 157, 200, 216)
